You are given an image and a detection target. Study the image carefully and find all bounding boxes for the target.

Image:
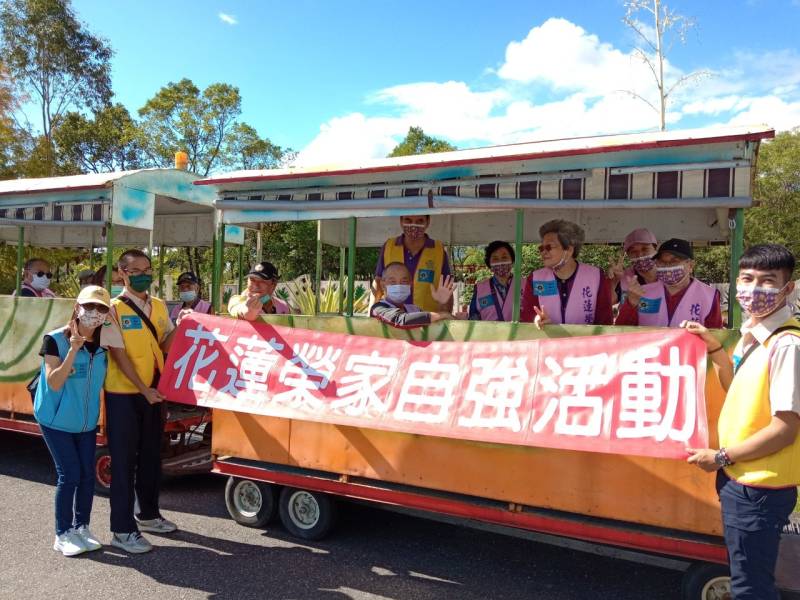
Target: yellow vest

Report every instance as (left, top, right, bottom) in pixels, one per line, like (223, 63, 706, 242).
(105, 296, 169, 394)
(719, 317, 800, 487)
(381, 237, 445, 312)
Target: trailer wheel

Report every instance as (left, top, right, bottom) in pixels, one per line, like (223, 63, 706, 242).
(94, 447, 112, 496)
(278, 487, 335, 541)
(224, 477, 276, 527)
(681, 562, 731, 600)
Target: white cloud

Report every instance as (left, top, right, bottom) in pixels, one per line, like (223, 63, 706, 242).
(296, 18, 800, 164)
(218, 12, 237, 26)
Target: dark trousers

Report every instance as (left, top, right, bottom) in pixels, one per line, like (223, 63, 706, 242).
(106, 392, 164, 534)
(716, 470, 797, 599)
(40, 425, 97, 535)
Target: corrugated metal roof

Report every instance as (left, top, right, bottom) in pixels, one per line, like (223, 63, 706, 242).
(196, 125, 774, 187)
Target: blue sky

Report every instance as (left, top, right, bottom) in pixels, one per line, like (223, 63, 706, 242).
(71, 0, 800, 165)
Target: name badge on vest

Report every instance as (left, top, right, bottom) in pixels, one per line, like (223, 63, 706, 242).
(637, 297, 662, 314)
(478, 294, 495, 309)
(70, 363, 87, 378)
(417, 269, 435, 283)
(532, 279, 558, 296)
(121, 315, 143, 330)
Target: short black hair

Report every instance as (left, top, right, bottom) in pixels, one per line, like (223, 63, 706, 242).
(484, 240, 515, 267)
(739, 244, 796, 282)
(117, 249, 151, 269)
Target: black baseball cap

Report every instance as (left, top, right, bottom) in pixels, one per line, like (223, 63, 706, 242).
(177, 271, 199, 284)
(656, 238, 693, 261)
(247, 261, 279, 281)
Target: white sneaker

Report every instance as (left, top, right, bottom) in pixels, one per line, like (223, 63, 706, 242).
(135, 516, 177, 533)
(53, 530, 86, 557)
(75, 525, 102, 551)
(110, 531, 153, 554)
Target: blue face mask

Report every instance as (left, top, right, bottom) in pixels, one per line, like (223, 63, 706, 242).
(180, 290, 197, 303)
(260, 294, 272, 304)
(110, 285, 124, 297)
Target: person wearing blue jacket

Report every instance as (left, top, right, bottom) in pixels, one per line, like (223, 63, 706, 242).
(34, 285, 110, 556)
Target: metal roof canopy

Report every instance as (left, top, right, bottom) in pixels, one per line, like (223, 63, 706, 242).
(0, 168, 244, 248)
(198, 125, 774, 247)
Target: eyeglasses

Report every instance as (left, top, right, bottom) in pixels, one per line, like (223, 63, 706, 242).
(32, 271, 53, 278)
(537, 244, 559, 254)
(82, 303, 109, 313)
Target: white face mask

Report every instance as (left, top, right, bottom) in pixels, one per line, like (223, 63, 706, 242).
(31, 274, 50, 291)
(386, 284, 411, 303)
(77, 306, 105, 329)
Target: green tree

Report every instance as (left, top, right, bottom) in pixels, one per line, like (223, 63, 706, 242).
(0, 0, 112, 172)
(54, 103, 143, 173)
(137, 78, 242, 176)
(0, 60, 27, 177)
(388, 126, 456, 157)
(223, 122, 286, 171)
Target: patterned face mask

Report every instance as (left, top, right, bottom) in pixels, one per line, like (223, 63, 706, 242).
(401, 224, 426, 241)
(736, 283, 788, 317)
(655, 264, 688, 286)
(77, 306, 105, 329)
(631, 253, 657, 274)
(490, 261, 513, 279)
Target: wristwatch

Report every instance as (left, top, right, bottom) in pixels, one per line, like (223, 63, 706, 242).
(714, 447, 734, 467)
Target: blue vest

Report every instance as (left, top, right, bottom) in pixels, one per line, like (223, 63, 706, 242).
(33, 327, 107, 433)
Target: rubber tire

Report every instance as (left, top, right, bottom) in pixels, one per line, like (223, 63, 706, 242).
(94, 446, 112, 496)
(681, 562, 732, 600)
(278, 487, 336, 541)
(224, 477, 277, 527)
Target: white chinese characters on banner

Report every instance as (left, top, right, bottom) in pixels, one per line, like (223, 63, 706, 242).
(219, 335, 285, 406)
(458, 357, 528, 432)
(172, 324, 230, 392)
(394, 356, 461, 424)
(331, 351, 400, 417)
(273, 343, 342, 410)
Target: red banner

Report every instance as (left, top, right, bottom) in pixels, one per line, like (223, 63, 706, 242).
(159, 314, 708, 459)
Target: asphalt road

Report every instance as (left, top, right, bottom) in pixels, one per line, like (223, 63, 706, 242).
(0, 431, 684, 600)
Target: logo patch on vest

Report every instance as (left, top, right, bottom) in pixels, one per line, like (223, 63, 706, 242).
(121, 315, 143, 330)
(478, 295, 495, 309)
(532, 279, 557, 296)
(417, 269, 435, 283)
(70, 363, 87, 378)
(637, 297, 662, 314)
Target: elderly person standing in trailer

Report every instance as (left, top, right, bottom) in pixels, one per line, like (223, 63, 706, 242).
(16, 257, 57, 298)
(467, 240, 516, 321)
(614, 238, 722, 328)
(373, 214, 452, 312)
(228, 261, 292, 320)
(606, 228, 659, 304)
(170, 271, 212, 321)
(520, 220, 613, 327)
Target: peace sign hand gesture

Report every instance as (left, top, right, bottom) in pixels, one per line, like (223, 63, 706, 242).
(606, 250, 625, 282)
(625, 275, 646, 307)
(533, 305, 551, 330)
(68, 319, 86, 351)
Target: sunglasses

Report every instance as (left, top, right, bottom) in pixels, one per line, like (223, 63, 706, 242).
(537, 244, 560, 254)
(82, 302, 110, 314)
(32, 271, 53, 278)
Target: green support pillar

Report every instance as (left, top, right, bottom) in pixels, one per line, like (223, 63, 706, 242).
(512, 209, 524, 322)
(104, 223, 114, 291)
(338, 247, 346, 315)
(15, 226, 24, 295)
(728, 208, 745, 329)
(212, 221, 225, 313)
(89, 246, 95, 270)
(237, 243, 245, 293)
(315, 221, 323, 314)
(346, 217, 357, 316)
(158, 245, 167, 298)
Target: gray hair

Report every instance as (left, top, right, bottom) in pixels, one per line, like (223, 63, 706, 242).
(539, 219, 586, 259)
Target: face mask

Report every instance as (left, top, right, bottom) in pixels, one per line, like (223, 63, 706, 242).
(551, 252, 569, 273)
(386, 284, 411, 303)
(402, 224, 426, 241)
(655, 264, 688, 287)
(736, 283, 788, 317)
(490, 261, 513, 279)
(110, 285, 124, 297)
(31, 274, 50, 291)
(180, 290, 197, 303)
(631, 253, 656, 275)
(77, 306, 105, 329)
(128, 273, 153, 293)
(260, 294, 272, 305)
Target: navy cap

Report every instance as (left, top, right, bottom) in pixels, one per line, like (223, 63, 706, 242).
(248, 261, 279, 281)
(177, 271, 199, 284)
(656, 238, 693, 261)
